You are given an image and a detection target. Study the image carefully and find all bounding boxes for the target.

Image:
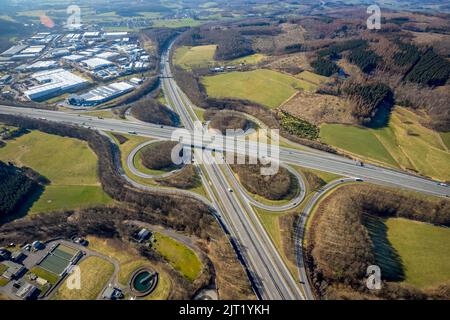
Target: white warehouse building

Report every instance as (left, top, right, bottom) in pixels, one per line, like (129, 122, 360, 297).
(24, 68, 89, 101)
(68, 81, 134, 106)
(81, 57, 114, 70)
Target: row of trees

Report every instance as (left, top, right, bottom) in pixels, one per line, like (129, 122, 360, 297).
(393, 42, 421, 67)
(404, 48, 450, 86)
(141, 27, 183, 55)
(110, 76, 160, 107)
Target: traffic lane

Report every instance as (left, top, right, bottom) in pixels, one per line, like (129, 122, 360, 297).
(207, 160, 300, 300)
(1, 105, 448, 198)
(216, 162, 305, 299)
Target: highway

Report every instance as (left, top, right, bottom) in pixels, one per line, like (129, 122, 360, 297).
(0, 42, 449, 301)
(1, 104, 448, 198)
(159, 44, 305, 300)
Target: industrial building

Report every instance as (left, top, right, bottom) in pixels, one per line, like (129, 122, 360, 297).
(63, 54, 85, 62)
(21, 45, 46, 55)
(81, 57, 114, 70)
(1, 260, 25, 280)
(104, 32, 128, 39)
(26, 60, 59, 71)
(96, 52, 120, 60)
(15, 282, 40, 300)
(11, 53, 39, 60)
(0, 74, 12, 85)
(24, 68, 89, 101)
(0, 44, 28, 56)
(51, 49, 70, 57)
(83, 32, 100, 38)
(29, 33, 56, 44)
(68, 81, 134, 106)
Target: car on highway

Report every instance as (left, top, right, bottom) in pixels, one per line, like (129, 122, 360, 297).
(227, 188, 233, 192)
(128, 131, 137, 135)
(355, 178, 364, 182)
(438, 182, 449, 187)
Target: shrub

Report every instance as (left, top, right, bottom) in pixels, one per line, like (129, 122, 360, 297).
(131, 97, 180, 126)
(206, 111, 251, 134)
(140, 141, 181, 170)
(230, 159, 294, 200)
(278, 111, 319, 140)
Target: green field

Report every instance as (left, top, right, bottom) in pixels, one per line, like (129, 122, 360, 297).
(0, 130, 113, 214)
(320, 107, 450, 180)
(229, 53, 266, 65)
(0, 264, 7, 275)
(202, 69, 316, 109)
(297, 70, 330, 85)
(28, 185, 111, 214)
(174, 45, 266, 70)
(53, 256, 114, 300)
(320, 124, 398, 166)
(174, 45, 217, 70)
(0, 276, 8, 287)
(371, 217, 450, 289)
(29, 266, 60, 285)
(440, 131, 450, 150)
(153, 18, 202, 28)
(153, 232, 202, 281)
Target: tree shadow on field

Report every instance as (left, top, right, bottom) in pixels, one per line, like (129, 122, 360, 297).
(366, 103, 393, 129)
(362, 214, 405, 282)
(0, 184, 45, 224)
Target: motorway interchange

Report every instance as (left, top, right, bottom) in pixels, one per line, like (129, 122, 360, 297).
(0, 45, 449, 301)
